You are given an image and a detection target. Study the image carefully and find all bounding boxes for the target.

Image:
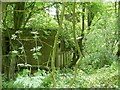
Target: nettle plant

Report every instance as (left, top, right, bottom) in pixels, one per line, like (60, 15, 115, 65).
(30, 31, 42, 71)
(11, 30, 27, 63)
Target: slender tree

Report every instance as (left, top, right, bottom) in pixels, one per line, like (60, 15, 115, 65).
(51, 2, 65, 87)
(79, 2, 85, 55)
(69, 2, 85, 68)
(69, 2, 82, 87)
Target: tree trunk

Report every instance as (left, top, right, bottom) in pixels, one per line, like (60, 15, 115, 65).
(117, 1, 120, 57)
(117, 2, 120, 87)
(79, 2, 85, 55)
(8, 2, 25, 80)
(115, 1, 117, 14)
(87, 2, 95, 30)
(0, 2, 2, 89)
(14, 2, 25, 30)
(69, 2, 83, 86)
(4, 37, 10, 80)
(9, 52, 17, 80)
(51, 2, 65, 87)
(69, 2, 85, 68)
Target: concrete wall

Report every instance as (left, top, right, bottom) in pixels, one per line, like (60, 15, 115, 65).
(2, 29, 56, 66)
(2, 28, 72, 69)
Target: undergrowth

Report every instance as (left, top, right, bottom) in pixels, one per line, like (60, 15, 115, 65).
(2, 62, 119, 88)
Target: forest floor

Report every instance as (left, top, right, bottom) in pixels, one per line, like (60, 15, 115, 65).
(2, 61, 119, 88)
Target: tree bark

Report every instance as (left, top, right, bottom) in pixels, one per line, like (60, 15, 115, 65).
(14, 2, 25, 30)
(9, 52, 17, 80)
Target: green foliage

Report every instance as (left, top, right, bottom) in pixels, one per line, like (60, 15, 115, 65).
(55, 62, 118, 88)
(2, 2, 119, 89)
(81, 8, 118, 71)
(59, 20, 74, 49)
(2, 62, 118, 88)
(17, 69, 31, 77)
(27, 9, 58, 30)
(82, 62, 118, 88)
(42, 73, 51, 87)
(87, 2, 105, 15)
(30, 46, 42, 60)
(4, 70, 51, 88)
(2, 80, 15, 88)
